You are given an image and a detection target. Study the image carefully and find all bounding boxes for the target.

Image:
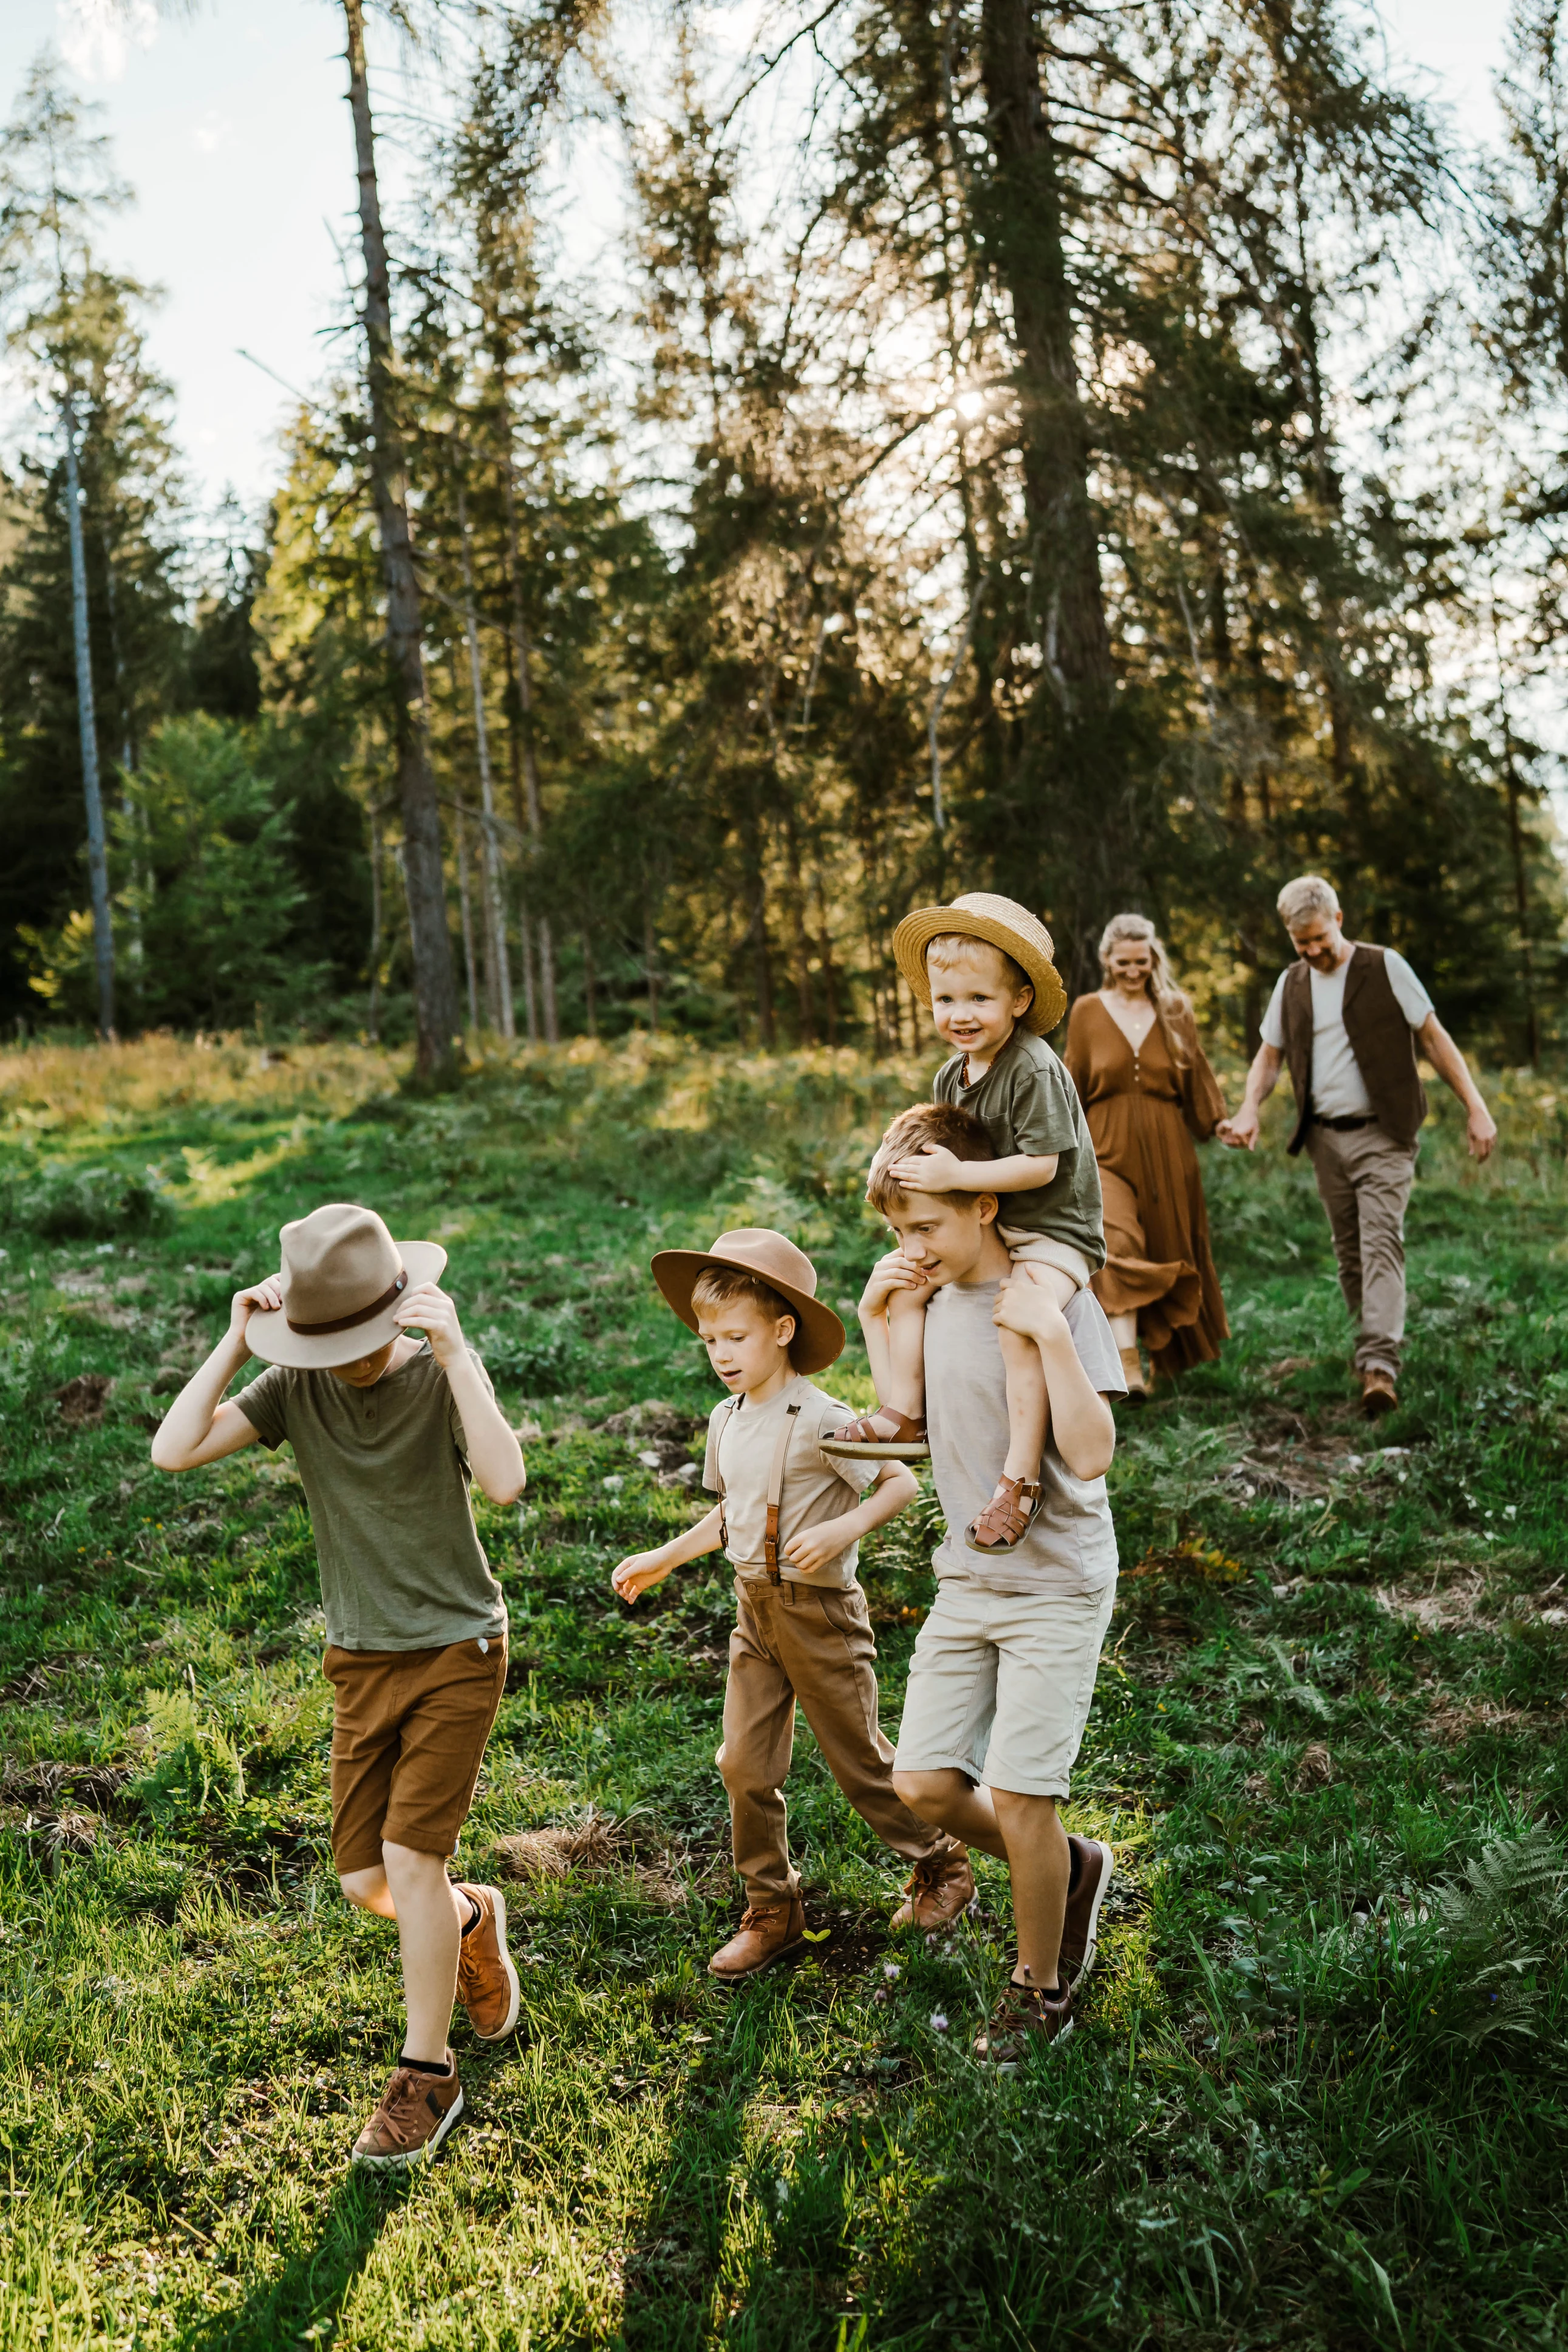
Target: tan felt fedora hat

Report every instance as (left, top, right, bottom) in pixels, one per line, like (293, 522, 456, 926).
(651, 1228, 845, 1375)
(246, 1202, 448, 1370)
(893, 891, 1068, 1035)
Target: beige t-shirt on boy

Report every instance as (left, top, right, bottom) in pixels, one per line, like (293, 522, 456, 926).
(702, 1376, 879, 1589)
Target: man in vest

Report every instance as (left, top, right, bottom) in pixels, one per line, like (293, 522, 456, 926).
(1220, 875, 1496, 1417)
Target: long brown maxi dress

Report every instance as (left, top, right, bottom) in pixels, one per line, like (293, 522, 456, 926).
(1064, 994, 1230, 1375)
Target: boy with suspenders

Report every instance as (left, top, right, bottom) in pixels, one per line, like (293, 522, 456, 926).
(611, 1229, 973, 1979)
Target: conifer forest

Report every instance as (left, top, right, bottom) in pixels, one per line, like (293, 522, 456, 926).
(3, 0, 1568, 1074)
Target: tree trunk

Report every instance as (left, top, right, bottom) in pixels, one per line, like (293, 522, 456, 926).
(61, 396, 114, 1038)
(501, 449, 559, 1041)
(978, 0, 1112, 704)
(457, 479, 514, 1037)
(454, 795, 479, 1031)
(368, 802, 384, 1043)
(343, 0, 459, 1085)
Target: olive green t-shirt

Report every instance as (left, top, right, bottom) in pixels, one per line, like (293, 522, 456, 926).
(933, 1028, 1105, 1269)
(233, 1341, 508, 1652)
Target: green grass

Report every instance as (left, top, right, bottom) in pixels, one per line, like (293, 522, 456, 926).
(3, 1034, 1568, 2350)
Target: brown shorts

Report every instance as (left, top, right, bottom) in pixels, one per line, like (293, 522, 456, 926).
(324, 1635, 507, 1873)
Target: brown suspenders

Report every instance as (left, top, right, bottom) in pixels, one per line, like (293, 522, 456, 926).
(715, 1394, 803, 1586)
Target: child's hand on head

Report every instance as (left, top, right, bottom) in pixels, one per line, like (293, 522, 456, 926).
(612, 1550, 672, 1604)
(993, 1266, 1069, 1342)
(888, 1143, 964, 1194)
(860, 1249, 935, 1318)
(395, 1281, 463, 1366)
(230, 1275, 283, 1337)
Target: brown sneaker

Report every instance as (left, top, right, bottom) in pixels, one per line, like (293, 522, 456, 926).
(1059, 1836, 1114, 1989)
(707, 1895, 805, 1981)
(454, 1883, 521, 2042)
(1361, 1368, 1398, 1420)
(890, 1844, 975, 1932)
(350, 2056, 463, 2170)
(973, 1978, 1074, 2063)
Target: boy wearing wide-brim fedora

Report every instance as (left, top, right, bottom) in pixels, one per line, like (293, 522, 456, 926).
(610, 1229, 974, 1977)
(826, 893, 1105, 1556)
(151, 1202, 527, 2170)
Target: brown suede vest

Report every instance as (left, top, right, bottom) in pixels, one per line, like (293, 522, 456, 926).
(1280, 943, 1428, 1156)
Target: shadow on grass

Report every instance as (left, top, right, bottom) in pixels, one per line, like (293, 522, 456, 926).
(180, 2170, 406, 2352)
(612, 1971, 867, 2352)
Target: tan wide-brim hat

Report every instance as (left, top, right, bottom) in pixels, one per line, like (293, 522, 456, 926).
(246, 1202, 448, 1370)
(650, 1227, 845, 1375)
(893, 891, 1068, 1035)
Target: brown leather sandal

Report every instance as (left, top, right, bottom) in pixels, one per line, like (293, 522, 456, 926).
(964, 1473, 1041, 1552)
(820, 1406, 929, 1461)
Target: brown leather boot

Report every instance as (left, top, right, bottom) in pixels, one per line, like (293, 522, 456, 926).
(707, 1895, 806, 1981)
(1058, 1836, 1114, 1989)
(1361, 1368, 1398, 1419)
(890, 1844, 975, 1932)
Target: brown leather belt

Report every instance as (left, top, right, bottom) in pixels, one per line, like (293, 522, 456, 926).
(1311, 1114, 1376, 1133)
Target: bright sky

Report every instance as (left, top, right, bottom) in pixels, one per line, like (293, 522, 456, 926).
(0, 0, 1515, 520)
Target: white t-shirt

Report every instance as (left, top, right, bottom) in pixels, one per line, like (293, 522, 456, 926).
(703, 1376, 879, 1589)
(1260, 949, 1433, 1121)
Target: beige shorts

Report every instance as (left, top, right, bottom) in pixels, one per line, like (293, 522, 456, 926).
(893, 1578, 1115, 1798)
(997, 1230, 1095, 1292)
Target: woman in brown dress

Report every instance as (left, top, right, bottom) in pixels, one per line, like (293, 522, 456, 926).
(1064, 915, 1229, 1399)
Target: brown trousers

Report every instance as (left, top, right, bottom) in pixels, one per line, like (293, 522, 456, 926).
(1305, 1120, 1419, 1377)
(718, 1577, 946, 1902)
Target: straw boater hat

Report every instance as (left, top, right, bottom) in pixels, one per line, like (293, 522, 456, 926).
(650, 1229, 845, 1375)
(892, 891, 1068, 1035)
(245, 1203, 447, 1370)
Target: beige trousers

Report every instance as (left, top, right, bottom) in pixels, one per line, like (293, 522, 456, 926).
(1305, 1120, 1419, 1377)
(717, 1577, 948, 1902)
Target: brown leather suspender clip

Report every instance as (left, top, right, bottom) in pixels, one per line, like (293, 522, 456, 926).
(763, 1402, 802, 1584)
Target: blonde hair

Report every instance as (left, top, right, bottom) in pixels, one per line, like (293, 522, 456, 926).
(1097, 912, 1191, 1069)
(866, 1102, 995, 1215)
(1277, 874, 1340, 930)
(690, 1266, 793, 1325)
(925, 932, 1031, 1000)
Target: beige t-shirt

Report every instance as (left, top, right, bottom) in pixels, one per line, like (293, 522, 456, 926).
(924, 1281, 1125, 1597)
(702, 1377, 880, 1588)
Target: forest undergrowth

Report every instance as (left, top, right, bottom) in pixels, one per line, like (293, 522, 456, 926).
(3, 1035, 1568, 2350)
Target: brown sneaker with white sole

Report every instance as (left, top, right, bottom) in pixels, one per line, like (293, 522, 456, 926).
(1058, 1835, 1114, 1990)
(708, 1895, 805, 1981)
(890, 1844, 975, 1932)
(350, 2055, 463, 2169)
(973, 1978, 1074, 2063)
(454, 1882, 521, 2042)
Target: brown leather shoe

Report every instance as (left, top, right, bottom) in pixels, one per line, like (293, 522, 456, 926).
(1058, 1836, 1114, 1989)
(1361, 1368, 1398, 1419)
(454, 1882, 521, 2042)
(890, 1844, 975, 1932)
(707, 1895, 805, 1980)
(973, 1977, 1074, 2063)
(351, 2055, 463, 2169)
(1117, 1345, 1148, 1404)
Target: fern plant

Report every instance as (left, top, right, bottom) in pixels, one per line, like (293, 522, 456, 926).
(1430, 1825, 1566, 2048)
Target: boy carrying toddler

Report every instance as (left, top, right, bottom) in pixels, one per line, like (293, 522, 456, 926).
(828, 893, 1104, 1555)
(611, 1229, 973, 1977)
(151, 1202, 527, 2170)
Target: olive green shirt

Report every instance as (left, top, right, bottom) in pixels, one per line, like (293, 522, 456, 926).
(233, 1341, 508, 1652)
(933, 1028, 1105, 1269)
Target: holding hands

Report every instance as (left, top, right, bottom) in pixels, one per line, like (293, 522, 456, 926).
(612, 1549, 675, 1606)
(992, 1261, 1071, 1346)
(859, 1248, 936, 1321)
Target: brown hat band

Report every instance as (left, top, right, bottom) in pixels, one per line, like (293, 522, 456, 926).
(287, 1269, 407, 1337)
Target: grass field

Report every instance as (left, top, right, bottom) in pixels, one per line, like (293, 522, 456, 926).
(3, 1032, 1568, 2351)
